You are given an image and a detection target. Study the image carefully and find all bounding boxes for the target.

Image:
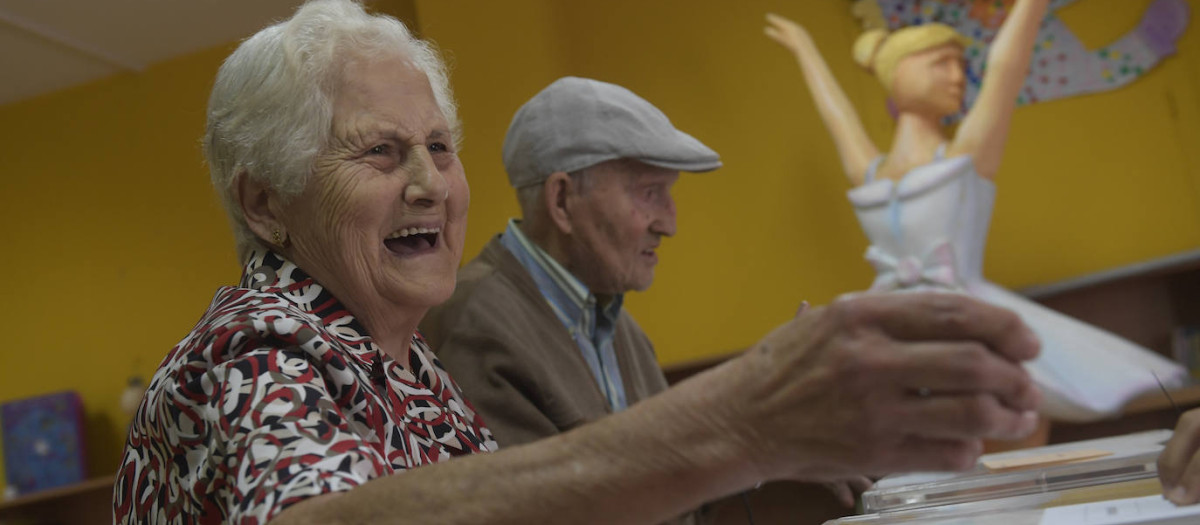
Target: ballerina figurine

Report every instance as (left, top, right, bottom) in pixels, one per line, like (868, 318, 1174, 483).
(765, 0, 1186, 422)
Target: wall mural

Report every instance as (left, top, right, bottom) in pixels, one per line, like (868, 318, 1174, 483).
(854, 0, 1191, 118)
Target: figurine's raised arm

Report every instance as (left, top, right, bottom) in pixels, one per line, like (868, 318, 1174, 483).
(766, 13, 879, 185)
(950, 0, 1051, 179)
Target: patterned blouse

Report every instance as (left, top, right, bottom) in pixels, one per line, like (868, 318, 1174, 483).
(113, 251, 497, 524)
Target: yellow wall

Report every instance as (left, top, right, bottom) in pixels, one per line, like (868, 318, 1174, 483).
(0, 0, 1197, 492)
(0, 45, 241, 492)
(989, 0, 1200, 284)
(418, 0, 1200, 366)
(0, 2, 422, 495)
(0, 1, 417, 497)
(417, 0, 883, 364)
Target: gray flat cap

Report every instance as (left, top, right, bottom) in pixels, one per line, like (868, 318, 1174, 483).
(502, 77, 722, 188)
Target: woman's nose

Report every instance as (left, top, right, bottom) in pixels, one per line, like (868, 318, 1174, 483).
(404, 148, 449, 207)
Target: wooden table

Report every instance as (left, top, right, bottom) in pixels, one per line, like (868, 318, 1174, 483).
(0, 475, 114, 525)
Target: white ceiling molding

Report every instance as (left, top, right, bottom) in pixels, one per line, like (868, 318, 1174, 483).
(0, 0, 308, 106)
(0, 7, 144, 72)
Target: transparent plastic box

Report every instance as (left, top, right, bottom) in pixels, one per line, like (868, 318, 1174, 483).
(859, 429, 1171, 515)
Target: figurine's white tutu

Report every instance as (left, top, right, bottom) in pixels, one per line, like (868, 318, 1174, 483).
(848, 151, 1186, 422)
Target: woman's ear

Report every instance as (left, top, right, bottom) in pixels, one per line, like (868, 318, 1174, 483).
(235, 171, 287, 246)
(543, 171, 574, 235)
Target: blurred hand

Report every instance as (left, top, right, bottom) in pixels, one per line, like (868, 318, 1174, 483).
(764, 13, 813, 55)
(823, 476, 875, 508)
(1159, 408, 1200, 505)
(717, 292, 1042, 483)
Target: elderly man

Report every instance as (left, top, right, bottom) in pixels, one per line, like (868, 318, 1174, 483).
(421, 77, 717, 447)
(115, 1, 1043, 523)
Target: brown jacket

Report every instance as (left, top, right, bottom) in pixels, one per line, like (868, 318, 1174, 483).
(420, 236, 669, 448)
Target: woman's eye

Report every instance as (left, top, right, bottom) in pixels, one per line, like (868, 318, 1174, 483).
(429, 142, 448, 153)
(368, 145, 389, 155)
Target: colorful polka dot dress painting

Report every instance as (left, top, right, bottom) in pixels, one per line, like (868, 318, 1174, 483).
(862, 0, 1190, 119)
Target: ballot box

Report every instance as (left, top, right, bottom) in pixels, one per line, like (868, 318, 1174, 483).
(828, 429, 1200, 524)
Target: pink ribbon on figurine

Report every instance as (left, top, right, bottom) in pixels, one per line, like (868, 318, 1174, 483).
(866, 241, 962, 291)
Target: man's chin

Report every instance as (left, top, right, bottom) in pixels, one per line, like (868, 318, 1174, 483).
(630, 275, 655, 293)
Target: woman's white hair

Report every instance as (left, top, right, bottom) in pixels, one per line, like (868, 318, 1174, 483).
(204, 0, 458, 260)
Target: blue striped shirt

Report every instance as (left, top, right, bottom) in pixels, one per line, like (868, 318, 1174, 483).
(500, 219, 628, 411)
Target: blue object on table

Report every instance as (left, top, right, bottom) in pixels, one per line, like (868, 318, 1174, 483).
(1, 390, 88, 496)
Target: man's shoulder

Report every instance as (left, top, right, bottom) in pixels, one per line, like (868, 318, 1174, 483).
(450, 239, 536, 307)
(423, 238, 544, 342)
(615, 308, 651, 338)
(454, 247, 508, 294)
(613, 309, 659, 362)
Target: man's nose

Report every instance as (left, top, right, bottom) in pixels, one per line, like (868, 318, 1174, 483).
(651, 197, 677, 237)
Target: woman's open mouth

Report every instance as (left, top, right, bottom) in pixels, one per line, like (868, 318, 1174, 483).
(384, 226, 441, 256)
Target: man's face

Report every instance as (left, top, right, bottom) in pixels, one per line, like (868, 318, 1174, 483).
(564, 159, 679, 295)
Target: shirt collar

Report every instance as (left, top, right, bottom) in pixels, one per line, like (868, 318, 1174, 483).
(239, 249, 377, 365)
(500, 219, 624, 330)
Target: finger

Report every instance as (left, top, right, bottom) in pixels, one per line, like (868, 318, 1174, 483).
(1160, 410, 1200, 493)
(764, 27, 784, 43)
(833, 292, 1040, 362)
(897, 393, 1040, 441)
(764, 14, 783, 32)
(765, 12, 801, 34)
(893, 341, 1040, 411)
(795, 300, 810, 318)
(824, 482, 856, 508)
(847, 475, 874, 495)
(1166, 453, 1200, 505)
(873, 436, 982, 474)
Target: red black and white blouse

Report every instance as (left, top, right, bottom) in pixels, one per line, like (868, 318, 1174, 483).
(113, 251, 497, 524)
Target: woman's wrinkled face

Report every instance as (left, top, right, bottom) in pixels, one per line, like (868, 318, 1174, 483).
(278, 54, 468, 329)
(891, 43, 966, 118)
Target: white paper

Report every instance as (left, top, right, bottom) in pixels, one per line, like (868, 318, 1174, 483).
(1039, 495, 1200, 525)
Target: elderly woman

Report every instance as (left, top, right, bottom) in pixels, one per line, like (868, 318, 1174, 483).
(113, 1, 1044, 523)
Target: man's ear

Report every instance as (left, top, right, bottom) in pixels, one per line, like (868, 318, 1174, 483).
(543, 171, 574, 235)
(235, 171, 286, 245)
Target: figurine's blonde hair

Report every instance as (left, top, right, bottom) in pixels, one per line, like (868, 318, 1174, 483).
(853, 24, 969, 93)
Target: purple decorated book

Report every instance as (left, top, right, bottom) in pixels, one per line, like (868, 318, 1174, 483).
(1, 390, 88, 496)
